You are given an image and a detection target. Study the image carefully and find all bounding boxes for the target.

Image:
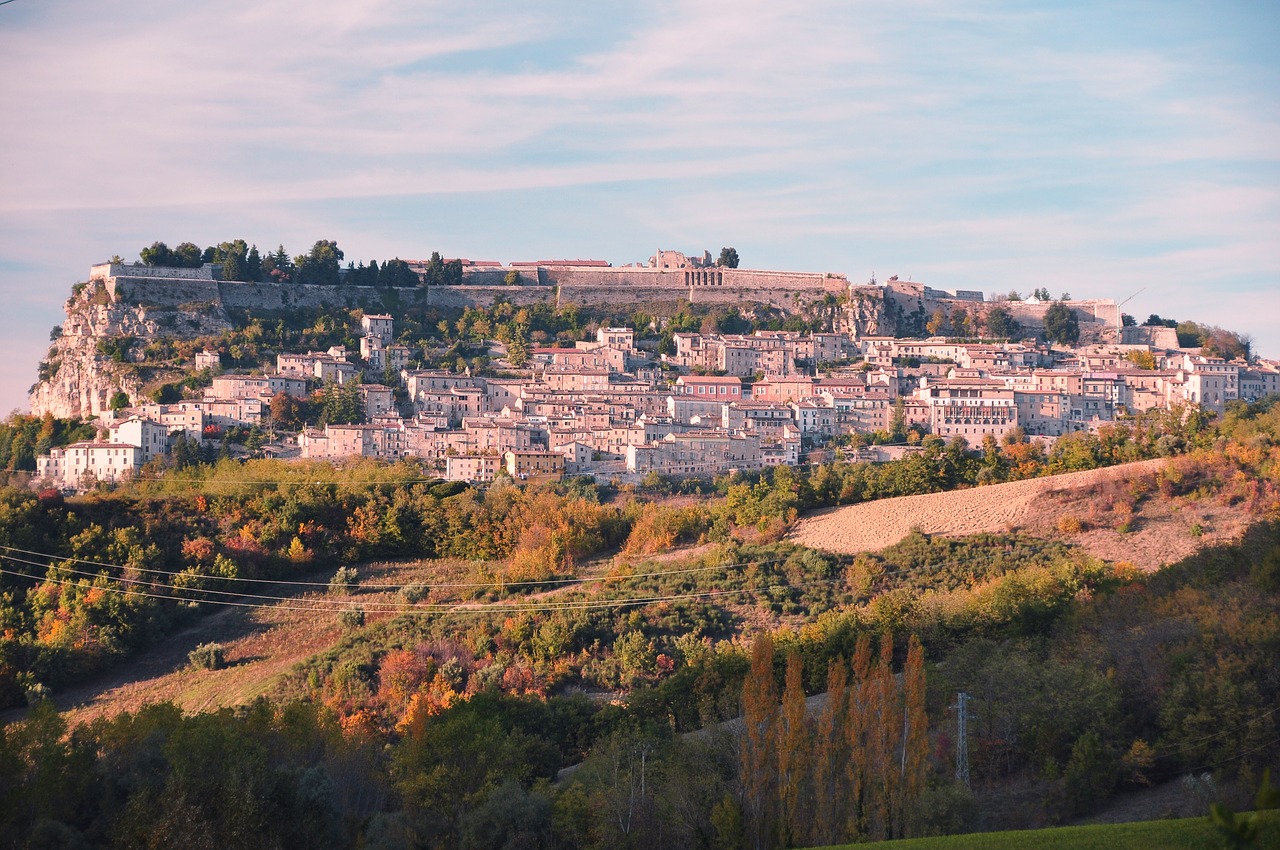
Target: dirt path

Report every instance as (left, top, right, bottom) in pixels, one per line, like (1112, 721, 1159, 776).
(791, 459, 1168, 555)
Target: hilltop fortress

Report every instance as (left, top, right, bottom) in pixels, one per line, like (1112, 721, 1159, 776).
(87, 249, 852, 314)
(33, 250, 1120, 418)
(85, 248, 1119, 328)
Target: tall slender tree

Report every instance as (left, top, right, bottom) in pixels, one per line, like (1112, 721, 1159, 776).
(901, 634, 929, 837)
(778, 650, 809, 846)
(741, 633, 779, 850)
(812, 657, 848, 846)
(877, 633, 904, 840)
(846, 634, 873, 840)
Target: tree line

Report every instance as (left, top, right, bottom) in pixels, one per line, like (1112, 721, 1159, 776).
(136, 239, 459, 288)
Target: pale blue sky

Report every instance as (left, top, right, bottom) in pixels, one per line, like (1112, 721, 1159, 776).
(2, 1, 1277, 413)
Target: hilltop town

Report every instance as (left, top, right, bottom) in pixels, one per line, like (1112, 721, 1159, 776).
(29, 248, 1274, 492)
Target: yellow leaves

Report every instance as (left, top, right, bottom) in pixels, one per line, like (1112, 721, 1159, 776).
(286, 536, 311, 564)
(38, 615, 68, 645)
(623, 503, 707, 554)
(1057, 514, 1085, 534)
(339, 708, 378, 741)
(346, 504, 383, 544)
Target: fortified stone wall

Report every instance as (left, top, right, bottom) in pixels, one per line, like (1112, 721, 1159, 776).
(885, 279, 1120, 339)
(427, 285, 555, 309)
(92, 262, 220, 281)
(1002, 299, 1121, 330)
(108, 276, 223, 308)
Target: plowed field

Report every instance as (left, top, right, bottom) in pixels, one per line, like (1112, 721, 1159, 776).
(791, 459, 1168, 555)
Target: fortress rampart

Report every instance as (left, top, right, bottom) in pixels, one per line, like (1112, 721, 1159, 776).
(93, 262, 1116, 333)
(98, 261, 851, 315)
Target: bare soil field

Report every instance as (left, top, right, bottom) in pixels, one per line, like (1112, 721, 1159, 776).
(789, 459, 1247, 570)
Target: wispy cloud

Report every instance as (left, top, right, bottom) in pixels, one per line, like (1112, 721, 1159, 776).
(0, 0, 1277, 410)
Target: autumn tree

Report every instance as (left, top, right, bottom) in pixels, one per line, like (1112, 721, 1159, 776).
(867, 633, 900, 840)
(269, 392, 306, 428)
(901, 635, 929, 837)
(263, 245, 293, 282)
(926, 308, 947, 336)
(778, 649, 809, 846)
(741, 633, 779, 850)
(845, 634, 873, 840)
(811, 656, 848, 846)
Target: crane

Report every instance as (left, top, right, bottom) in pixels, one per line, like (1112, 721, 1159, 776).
(1118, 287, 1145, 309)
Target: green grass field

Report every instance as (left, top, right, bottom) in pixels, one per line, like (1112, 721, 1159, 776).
(821, 811, 1280, 850)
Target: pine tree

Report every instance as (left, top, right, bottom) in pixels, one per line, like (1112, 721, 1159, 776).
(245, 245, 262, 281)
(741, 633, 779, 850)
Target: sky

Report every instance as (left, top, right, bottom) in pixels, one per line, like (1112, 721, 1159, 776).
(1, 0, 1278, 414)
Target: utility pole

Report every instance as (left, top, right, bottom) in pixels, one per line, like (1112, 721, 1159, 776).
(954, 691, 971, 789)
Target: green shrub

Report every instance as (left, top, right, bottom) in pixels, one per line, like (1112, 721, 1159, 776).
(189, 642, 226, 670)
(400, 583, 428, 604)
(339, 607, 366, 629)
(329, 566, 358, 595)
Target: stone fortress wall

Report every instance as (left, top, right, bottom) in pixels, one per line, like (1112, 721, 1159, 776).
(884, 278, 1121, 334)
(91, 251, 1117, 329)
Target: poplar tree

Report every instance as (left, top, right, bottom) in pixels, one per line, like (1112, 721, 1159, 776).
(741, 633, 779, 850)
(778, 650, 809, 846)
(874, 632, 903, 840)
(901, 634, 929, 837)
(811, 656, 848, 846)
(845, 634, 873, 840)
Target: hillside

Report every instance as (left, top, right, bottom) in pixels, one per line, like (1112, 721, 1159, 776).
(791, 457, 1252, 570)
(40, 444, 1265, 727)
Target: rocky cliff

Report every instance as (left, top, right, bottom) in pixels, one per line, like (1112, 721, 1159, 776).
(31, 277, 234, 419)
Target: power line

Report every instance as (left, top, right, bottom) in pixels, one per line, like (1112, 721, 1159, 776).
(1156, 705, 1280, 757)
(0, 551, 779, 610)
(0, 564, 790, 616)
(0, 544, 779, 590)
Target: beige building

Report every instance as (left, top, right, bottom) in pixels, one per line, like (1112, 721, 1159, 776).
(503, 450, 565, 480)
(108, 417, 170, 463)
(917, 378, 1018, 444)
(445, 454, 499, 483)
(38, 442, 143, 490)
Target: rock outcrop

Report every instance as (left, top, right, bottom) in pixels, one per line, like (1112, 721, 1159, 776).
(31, 276, 233, 419)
